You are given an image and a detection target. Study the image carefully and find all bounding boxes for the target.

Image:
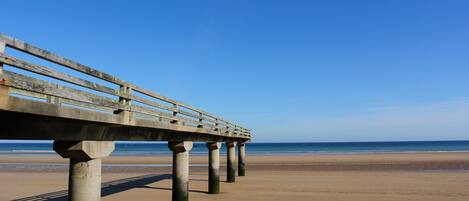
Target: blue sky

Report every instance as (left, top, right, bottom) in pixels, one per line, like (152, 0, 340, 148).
(2, 0, 469, 142)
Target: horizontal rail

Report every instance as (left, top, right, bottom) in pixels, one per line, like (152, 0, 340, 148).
(0, 34, 126, 86)
(3, 71, 118, 109)
(0, 33, 251, 138)
(3, 70, 246, 136)
(0, 53, 120, 97)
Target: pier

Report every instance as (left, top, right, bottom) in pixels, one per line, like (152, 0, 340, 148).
(0, 34, 251, 201)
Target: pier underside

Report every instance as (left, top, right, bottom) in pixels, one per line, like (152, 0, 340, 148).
(0, 109, 244, 142)
(0, 95, 246, 142)
(0, 93, 247, 142)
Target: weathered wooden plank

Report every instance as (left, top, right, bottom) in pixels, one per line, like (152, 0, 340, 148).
(179, 115, 205, 127)
(134, 112, 162, 122)
(131, 105, 175, 120)
(201, 121, 216, 128)
(131, 95, 175, 112)
(130, 85, 179, 106)
(216, 122, 230, 128)
(61, 98, 115, 113)
(130, 84, 226, 122)
(0, 54, 120, 97)
(204, 117, 218, 124)
(204, 113, 225, 122)
(2, 70, 118, 109)
(0, 41, 4, 80)
(131, 85, 228, 127)
(9, 87, 48, 100)
(131, 105, 205, 127)
(0, 34, 126, 86)
(178, 109, 200, 119)
(202, 114, 245, 130)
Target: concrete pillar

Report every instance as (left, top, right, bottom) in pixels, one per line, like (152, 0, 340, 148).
(68, 158, 101, 200)
(168, 141, 193, 201)
(206, 142, 222, 194)
(53, 141, 115, 201)
(238, 142, 246, 176)
(226, 142, 236, 183)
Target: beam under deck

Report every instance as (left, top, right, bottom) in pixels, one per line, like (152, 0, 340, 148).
(0, 95, 249, 142)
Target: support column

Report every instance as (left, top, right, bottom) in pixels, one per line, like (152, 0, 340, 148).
(206, 142, 222, 194)
(238, 142, 246, 176)
(53, 141, 115, 201)
(169, 141, 193, 201)
(226, 142, 236, 183)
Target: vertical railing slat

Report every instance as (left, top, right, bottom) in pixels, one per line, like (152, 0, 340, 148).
(214, 118, 219, 131)
(171, 104, 179, 124)
(0, 41, 5, 81)
(116, 85, 132, 113)
(198, 112, 204, 128)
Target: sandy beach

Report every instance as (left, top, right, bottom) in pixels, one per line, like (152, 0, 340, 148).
(1, 152, 468, 201)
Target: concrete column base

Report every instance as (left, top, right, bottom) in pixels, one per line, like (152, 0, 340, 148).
(226, 142, 236, 183)
(207, 142, 222, 194)
(54, 141, 115, 201)
(169, 141, 193, 201)
(68, 157, 102, 201)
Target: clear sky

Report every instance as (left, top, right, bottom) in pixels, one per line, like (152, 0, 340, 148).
(2, 0, 469, 142)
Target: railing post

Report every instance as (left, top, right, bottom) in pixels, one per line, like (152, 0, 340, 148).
(214, 119, 219, 131)
(169, 141, 193, 201)
(115, 85, 133, 124)
(53, 141, 115, 201)
(116, 84, 132, 113)
(197, 112, 204, 128)
(47, 85, 62, 105)
(47, 95, 61, 104)
(226, 142, 236, 183)
(0, 41, 5, 81)
(171, 104, 179, 124)
(206, 142, 222, 194)
(225, 123, 230, 135)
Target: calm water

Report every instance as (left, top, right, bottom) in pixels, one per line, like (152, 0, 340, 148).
(0, 141, 468, 156)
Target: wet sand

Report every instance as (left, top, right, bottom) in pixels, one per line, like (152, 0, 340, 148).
(1, 152, 468, 201)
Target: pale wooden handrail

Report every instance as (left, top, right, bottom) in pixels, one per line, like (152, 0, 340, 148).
(0, 33, 251, 138)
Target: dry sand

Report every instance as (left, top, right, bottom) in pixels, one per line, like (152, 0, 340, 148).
(1, 152, 468, 201)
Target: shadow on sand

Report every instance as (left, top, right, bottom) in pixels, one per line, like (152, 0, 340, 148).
(12, 173, 172, 201)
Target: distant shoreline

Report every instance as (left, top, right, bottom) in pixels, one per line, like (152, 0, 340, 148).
(0, 141, 469, 157)
(1, 150, 469, 157)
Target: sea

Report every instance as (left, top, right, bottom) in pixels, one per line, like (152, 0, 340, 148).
(0, 141, 468, 156)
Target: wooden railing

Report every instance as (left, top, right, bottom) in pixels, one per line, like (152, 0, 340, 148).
(0, 34, 251, 139)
